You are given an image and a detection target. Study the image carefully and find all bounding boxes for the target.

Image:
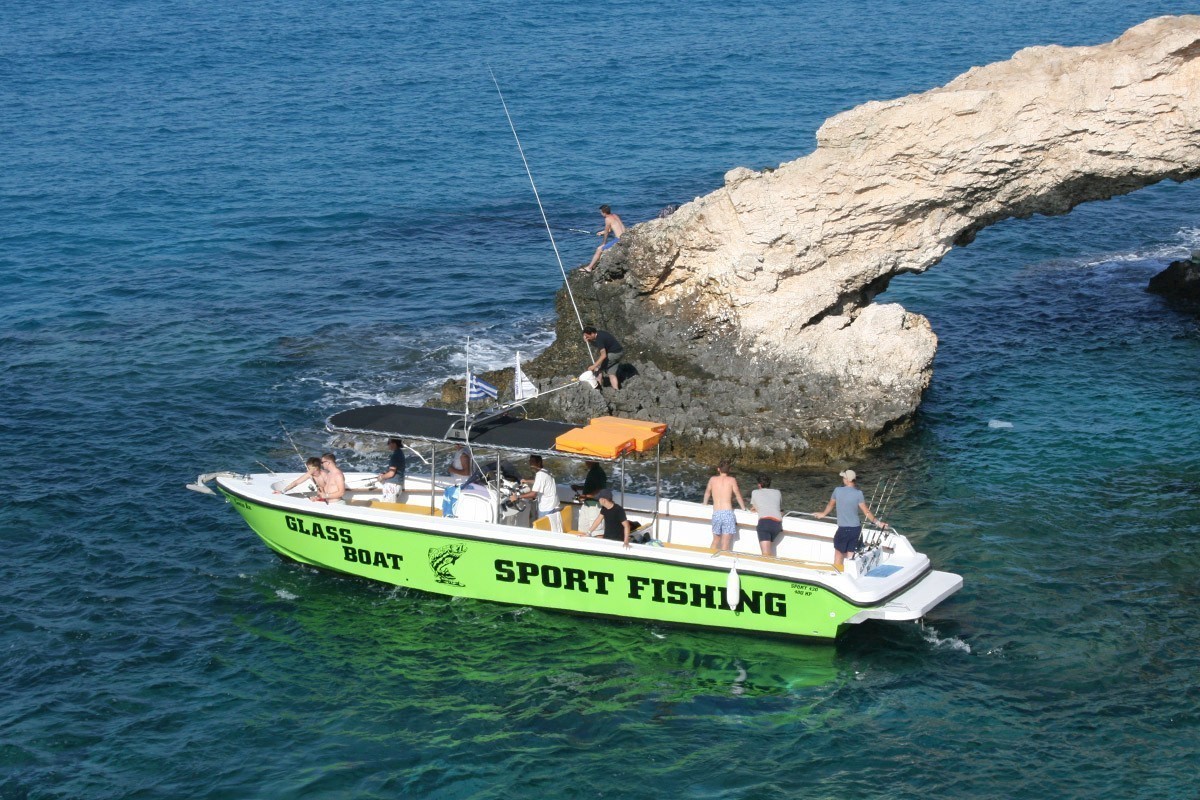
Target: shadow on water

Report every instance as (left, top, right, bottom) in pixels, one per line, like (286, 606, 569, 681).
(228, 562, 852, 707)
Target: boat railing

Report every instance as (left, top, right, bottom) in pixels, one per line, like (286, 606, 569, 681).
(784, 510, 896, 549)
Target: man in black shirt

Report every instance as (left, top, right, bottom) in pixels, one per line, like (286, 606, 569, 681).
(377, 438, 407, 502)
(583, 325, 624, 390)
(572, 460, 608, 533)
(586, 488, 631, 549)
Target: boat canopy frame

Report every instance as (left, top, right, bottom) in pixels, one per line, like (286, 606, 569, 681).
(326, 403, 666, 517)
(326, 404, 660, 463)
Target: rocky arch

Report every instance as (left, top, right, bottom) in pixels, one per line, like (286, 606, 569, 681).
(526, 16, 1200, 466)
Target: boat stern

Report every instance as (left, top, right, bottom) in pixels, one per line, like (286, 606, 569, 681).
(844, 570, 963, 624)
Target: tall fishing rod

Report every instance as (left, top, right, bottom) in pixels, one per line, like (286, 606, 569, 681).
(868, 474, 888, 513)
(488, 68, 593, 361)
(279, 421, 305, 467)
(876, 473, 902, 524)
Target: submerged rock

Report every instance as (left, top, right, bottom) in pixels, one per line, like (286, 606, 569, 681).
(526, 16, 1200, 467)
(1148, 254, 1200, 304)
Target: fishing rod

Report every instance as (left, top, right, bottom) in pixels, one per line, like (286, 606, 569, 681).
(279, 421, 305, 467)
(876, 473, 902, 523)
(866, 473, 888, 512)
(488, 67, 593, 363)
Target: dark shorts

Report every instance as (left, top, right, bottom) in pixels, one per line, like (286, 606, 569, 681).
(599, 351, 624, 375)
(833, 525, 862, 553)
(756, 518, 783, 542)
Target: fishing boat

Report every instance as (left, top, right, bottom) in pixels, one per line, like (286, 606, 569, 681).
(189, 403, 962, 640)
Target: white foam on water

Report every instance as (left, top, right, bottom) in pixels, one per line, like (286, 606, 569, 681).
(921, 625, 972, 653)
(1175, 226, 1200, 249)
(275, 589, 299, 600)
(1075, 229, 1200, 269)
(988, 419, 1014, 429)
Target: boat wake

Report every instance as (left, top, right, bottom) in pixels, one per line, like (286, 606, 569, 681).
(920, 624, 971, 653)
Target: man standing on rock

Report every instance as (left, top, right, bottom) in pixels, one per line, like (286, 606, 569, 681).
(703, 460, 745, 552)
(583, 325, 624, 390)
(814, 469, 886, 571)
(580, 204, 625, 273)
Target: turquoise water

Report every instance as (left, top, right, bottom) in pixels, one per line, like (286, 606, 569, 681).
(4, 2, 1199, 798)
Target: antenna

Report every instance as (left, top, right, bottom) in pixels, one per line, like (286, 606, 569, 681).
(488, 67, 593, 361)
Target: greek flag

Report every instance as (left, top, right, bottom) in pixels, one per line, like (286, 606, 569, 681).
(467, 373, 498, 401)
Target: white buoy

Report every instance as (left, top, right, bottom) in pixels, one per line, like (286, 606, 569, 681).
(726, 563, 741, 610)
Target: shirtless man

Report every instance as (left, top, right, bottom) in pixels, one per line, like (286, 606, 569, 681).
(448, 446, 477, 480)
(313, 453, 347, 504)
(277, 457, 323, 494)
(703, 460, 745, 552)
(580, 205, 625, 273)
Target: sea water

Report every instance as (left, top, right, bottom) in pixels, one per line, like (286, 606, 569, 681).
(3, 1, 1199, 798)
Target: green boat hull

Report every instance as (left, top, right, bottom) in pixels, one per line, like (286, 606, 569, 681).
(222, 488, 872, 640)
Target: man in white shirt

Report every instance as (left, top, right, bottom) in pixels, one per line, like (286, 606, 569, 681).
(518, 455, 561, 531)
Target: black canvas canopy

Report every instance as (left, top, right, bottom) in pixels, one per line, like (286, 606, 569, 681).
(327, 404, 593, 459)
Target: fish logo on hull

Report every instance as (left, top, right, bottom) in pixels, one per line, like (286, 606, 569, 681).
(429, 544, 467, 586)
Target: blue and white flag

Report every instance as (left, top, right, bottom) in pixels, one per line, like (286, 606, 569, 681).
(467, 373, 498, 401)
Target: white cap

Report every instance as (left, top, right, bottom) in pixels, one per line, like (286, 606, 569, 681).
(839, 469, 857, 482)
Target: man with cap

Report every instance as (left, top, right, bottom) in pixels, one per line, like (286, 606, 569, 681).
(814, 469, 886, 571)
(586, 488, 632, 549)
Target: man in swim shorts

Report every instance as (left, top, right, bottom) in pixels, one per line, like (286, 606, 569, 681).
(813, 469, 886, 571)
(703, 460, 745, 552)
(580, 204, 625, 273)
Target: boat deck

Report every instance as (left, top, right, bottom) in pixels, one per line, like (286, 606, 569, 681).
(344, 482, 857, 575)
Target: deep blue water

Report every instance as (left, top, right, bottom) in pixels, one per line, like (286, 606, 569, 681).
(4, 2, 1200, 798)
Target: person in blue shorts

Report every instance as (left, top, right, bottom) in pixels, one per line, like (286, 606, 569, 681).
(580, 205, 625, 273)
(703, 460, 746, 552)
(814, 469, 886, 572)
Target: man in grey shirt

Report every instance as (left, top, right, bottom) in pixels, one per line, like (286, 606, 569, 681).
(750, 475, 784, 557)
(814, 469, 886, 572)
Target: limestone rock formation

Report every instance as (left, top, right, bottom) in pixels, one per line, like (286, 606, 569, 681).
(525, 16, 1200, 467)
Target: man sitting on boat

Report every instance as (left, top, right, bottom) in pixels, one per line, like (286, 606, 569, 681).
(377, 438, 406, 502)
(276, 457, 323, 495)
(314, 453, 346, 504)
(448, 445, 481, 483)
